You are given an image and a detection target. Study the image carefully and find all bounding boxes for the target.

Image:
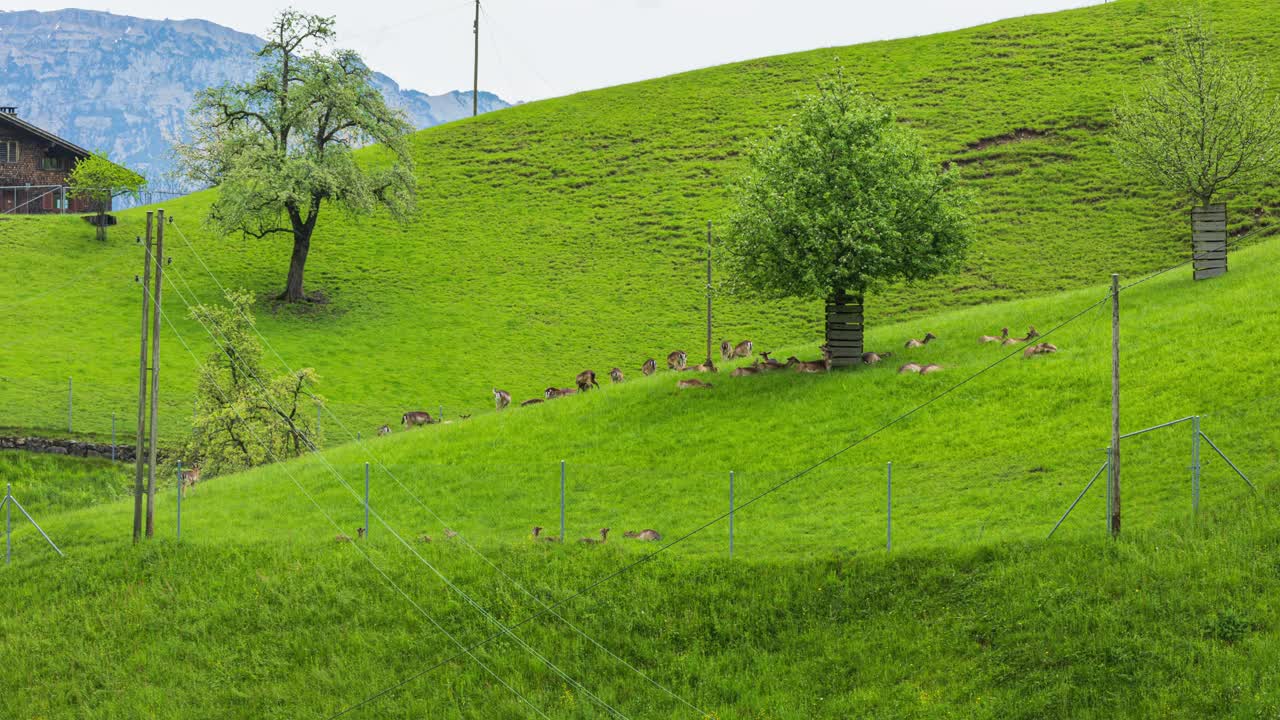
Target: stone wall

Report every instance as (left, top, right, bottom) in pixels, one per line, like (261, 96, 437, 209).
(0, 435, 140, 462)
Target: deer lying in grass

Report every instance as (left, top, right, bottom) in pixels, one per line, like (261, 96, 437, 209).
(790, 348, 831, 373)
(578, 528, 610, 544)
(531, 526, 560, 542)
(521, 397, 544, 406)
(642, 358, 657, 376)
(443, 529, 458, 539)
(1023, 342, 1059, 359)
(545, 386, 578, 399)
(1002, 326, 1041, 345)
(730, 362, 763, 377)
(609, 367, 624, 383)
(403, 411, 433, 427)
(759, 352, 785, 370)
(492, 389, 511, 411)
(624, 529, 662, 541)
(667, 351, 688, 370)
(335, 533, 352, 543)
(898, 363, 923, 374)
(575, 370, 600, 391)
(677, 378, 713, 389)
(862, 351, 892, 365)
(377, 424, 392, 436)
(904, 332, 938, 349)
(179, 465, 201, 497)
(920, 363, 944, 374)
(979, 327, 1010, 344)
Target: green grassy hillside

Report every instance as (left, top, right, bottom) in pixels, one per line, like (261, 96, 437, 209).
(2, 233, 1279, 717)
(6, 0, 1280, 444)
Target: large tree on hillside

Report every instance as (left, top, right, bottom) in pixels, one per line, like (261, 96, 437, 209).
(177, 10, 416, 303)
(1112, 10, 1280, 279)
(724, 75, 971, 367)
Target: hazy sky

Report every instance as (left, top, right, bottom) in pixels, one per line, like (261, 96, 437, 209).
(21, 0, 1106, 102)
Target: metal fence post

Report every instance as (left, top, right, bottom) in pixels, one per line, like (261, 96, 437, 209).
(559, 460, 566, 543)
(5, 483, 10, 565)
(1192, 416, 1201, 519)
(364, 462, 370, 538)
(729, 470, 735, 558)
(1105, 446, 1114, 535)
(111, 413, 117, 461)
(175, 461, 182, 540)
(67, 376, 73, 433)
(887, 462, 892, 553)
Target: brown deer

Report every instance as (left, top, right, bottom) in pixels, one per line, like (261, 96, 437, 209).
(642, 358, 657, 376)
(545, 386, 578, 399)
(1023, 342, 1059, 359)
(759, 351, 785, 370)
(623, 529, 662, 541)
(335, 533, 352, 543)
(578, 528, 610, 544)
(521, 397, 545, 406)
(791, 348, 831, 373)
(920, 363, 944, 374)
(720, 340, 733, 360)
(730, 362, 762, 377)
(609, 367, 624, 383)
(862, 351, 892, 365)
(179, 465, 201, 497)
(898, 363, 923, 374)
(531, 526, 560, 542)
(402, 411, 433, 427)
(1002, 326, 1041, 346)
(416, 534, 432, 543)
(492, 389, 511, 411)
(575, 370, 600, 391)
(677, 378, 713, 389)
(979, 327, 1010, 344)
(731, 340, 754, 359)
(377, 424, 392, 436)
(686, 359, 718, 373)
(443, 529, 458, 539)
(904, 332, 938, 349)
(666, 350, 688, 370)
(356, 527, 366, 540)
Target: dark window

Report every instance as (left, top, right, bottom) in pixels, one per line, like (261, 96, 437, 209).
(40, 156, 65, 170)
(0, 140, 17, 163)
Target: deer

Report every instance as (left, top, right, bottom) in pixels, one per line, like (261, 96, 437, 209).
(666, 350, 688, 370)
(356, 527, 366, 540)
(1002, 326, 1041, 346)
(575, 369, 600, 391)
(443, 529, 458, 539)
(179, 465, 201, 497)
(862, 351, 892, 365)
(720, 340, 733, 360)
(377, 424, 392, 436)
(545, 386, 578, 399)
(335, 533, 352, 543)
(898, 363, 923, 374)
(609, 367, 624, 383)
(578, 528, 610, 544)
(492, 388, 511, 411)
(731, 340, 753, 359)
(759, 351, 785, 370)
(904, 332, 938, 349)
(417, 534, 432, 543)
(402, 411, 433, 427)
(677, 378, 713, 389)
(458, 414, 472, 420)
(791, 348, 831, 373)
(730, 362, 763, 377)
(642, 358, 657, 376)
(521, 397, 545, 406)
(920, 363, 944, 374)
(1023, 342, 1059, 359)
(979, 327, 1010, 344)
(686, 359, 718, 373)
(623, 529, 662, 541)
(531, 526, 560, 542)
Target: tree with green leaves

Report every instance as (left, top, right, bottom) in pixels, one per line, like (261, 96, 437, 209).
(724, 74, 971, 366)
(182, 289, 323, 476)
(66, 153, 145, 241)
(177, 10, 416, 303)
(1112, 11, 1280, 239)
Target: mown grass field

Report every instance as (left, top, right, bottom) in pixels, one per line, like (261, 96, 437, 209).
(6, 0, 1280, 445)
(2, 233, 1280, 717)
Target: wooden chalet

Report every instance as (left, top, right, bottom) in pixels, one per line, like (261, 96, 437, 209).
(0, 106, 100, 214)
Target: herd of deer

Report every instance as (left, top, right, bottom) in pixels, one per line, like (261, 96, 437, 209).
(531, 526, 662, 544)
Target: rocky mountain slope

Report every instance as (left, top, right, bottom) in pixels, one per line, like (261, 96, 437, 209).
(0, 8, 508, 187)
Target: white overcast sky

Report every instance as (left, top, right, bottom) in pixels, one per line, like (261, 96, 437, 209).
(23, 0, 1106, 102)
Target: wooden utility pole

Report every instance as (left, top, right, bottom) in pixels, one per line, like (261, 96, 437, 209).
(145, 209, 165, 538)
(472, 0, 480, 117)
(1109, 273, 1121, 538)
(705, 221, 713, 364)
(133, 212, 153, 542)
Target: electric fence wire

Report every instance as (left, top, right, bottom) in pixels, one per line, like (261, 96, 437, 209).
(156, 257, 630, 720)
(166, 217, 711, 717)
(141, 282, 554, 720)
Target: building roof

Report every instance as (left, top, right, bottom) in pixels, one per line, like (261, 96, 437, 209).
(0, 111, 93, 158)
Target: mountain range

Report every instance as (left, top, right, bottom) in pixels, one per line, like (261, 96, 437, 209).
(0, 8, 509, 190)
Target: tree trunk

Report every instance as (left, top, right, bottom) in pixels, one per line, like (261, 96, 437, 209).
(96, 209, 106, 242)
(825, 290, 864, 368)
(1191, 203, 1227, 281)
(281, 231, 311, 302)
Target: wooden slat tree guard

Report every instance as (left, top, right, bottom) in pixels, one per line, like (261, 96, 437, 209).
(1192, 203, 1227, 281)
(826, 290, 864, 367)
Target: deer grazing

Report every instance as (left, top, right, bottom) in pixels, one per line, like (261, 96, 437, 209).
(377, 424, 392, 436)
(402, 411, 433, 427)
(609, 367, 624, 383)
(623, 529, 662, 541)
(979, 327, 1010, 344)
(677, 378, 713, 389)
(575, 370, 600, 392)
(1023, 342, 1059, 359)
(532, 526, 560, 542)
(642, 358, 657, 376)
(1002, 326, 1041, 345)
(730, 362, 763, 377)
(521, 397, 545, 406)
(179, 465, 201, 497)
(667, 350, 688, 370)
(578, 528, 610, 544)
(545, 386, 578, 399)
(492, 389, 511, 411)
(904, 332, 938, 349)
